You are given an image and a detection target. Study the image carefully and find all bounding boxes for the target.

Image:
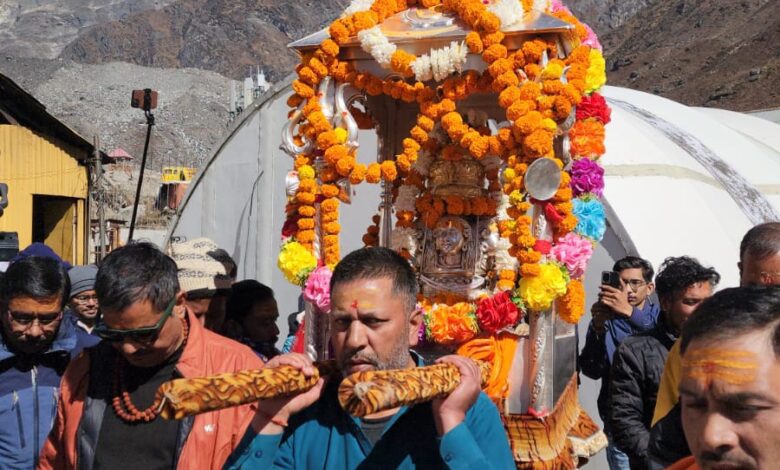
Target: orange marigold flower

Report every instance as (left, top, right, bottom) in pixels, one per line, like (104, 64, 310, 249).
(460, 130, 480, 149)
(380, 160, 398, 181)
(482, 44, 508, 64)
(465, 32, 483, 53)
(316, 130, 339, 151)
(323, 144, 348, 166)
(391, 50, 416, 77)
(513, 111, 543, 136)
(481, 31, 505, 47)
(366, 163, 382, 183)
(296, 191, 316, 205)
(298, 205, 316, 217)
(557, 280, 585, 324)
(292, 80, 315, 98)
(321, 184, 339, 197)
(519, 263, 541, 277)
(297, 179, 316, 193)
(408, 128, 428, 147)
(469, 137, 490, 159)
(417, 115, 435, 132)
(353, 11, 378, 30)
(441, 111, 463, 131)
(323, 222, 341, 235)
(298, 67, 318, 86)
(296, 230, 316, 243)
(297, 218, 315, 230)
(523, 129, 554, 157)
(488, 58, 512, 78)
(498, 86, 521, 109)
(518, 82, 542, 100)
(336, 156, 356, 177)
(328, 20, 351, 45)
(493, 71, 519, 91)
(366, 77, 384, 96)
(320, 39, 340, 58)
(349, 163, 367, 184)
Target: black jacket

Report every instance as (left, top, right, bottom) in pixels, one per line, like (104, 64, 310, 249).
(608, 315, 677, 469)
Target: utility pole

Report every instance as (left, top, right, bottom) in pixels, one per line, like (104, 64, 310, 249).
(94, 136, 107, 262)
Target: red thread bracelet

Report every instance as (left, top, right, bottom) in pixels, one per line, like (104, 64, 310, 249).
(259, 409, 288, 428)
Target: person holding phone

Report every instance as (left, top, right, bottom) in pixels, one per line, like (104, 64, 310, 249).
(580, 256, 659, 470)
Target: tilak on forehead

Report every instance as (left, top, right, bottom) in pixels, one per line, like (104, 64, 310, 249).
(681, 348, 759, 387)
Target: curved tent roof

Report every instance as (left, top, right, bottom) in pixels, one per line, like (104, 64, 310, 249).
(166, 82, 780, 332)
(600, 86, 780, 287)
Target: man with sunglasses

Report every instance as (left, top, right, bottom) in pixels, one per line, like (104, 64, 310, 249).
(39, 243, 263, 470)
(0, 256, 95, 469)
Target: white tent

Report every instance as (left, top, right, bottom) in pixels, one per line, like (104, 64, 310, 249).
(167, 81, 780, 319)
(166, 80, 780, 468)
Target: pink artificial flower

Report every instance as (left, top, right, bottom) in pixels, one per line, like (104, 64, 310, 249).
(550, 233, 594, 279)
(303, 266, 332, 312)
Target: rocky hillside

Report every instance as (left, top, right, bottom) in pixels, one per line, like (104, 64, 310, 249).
(58, 0, 349, 82)
(599, 0, 779, 111)
(2, 57, 231, 169)
(0, 0, 178, 59)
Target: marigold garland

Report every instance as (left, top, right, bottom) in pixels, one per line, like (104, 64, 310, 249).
(279, 0, 611, 347)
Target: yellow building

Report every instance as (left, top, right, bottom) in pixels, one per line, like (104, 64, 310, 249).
(0, 74, 104, 265)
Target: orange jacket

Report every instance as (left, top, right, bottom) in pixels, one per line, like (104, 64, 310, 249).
(667, 456, 698, 470)
(37, 310, 264, 470)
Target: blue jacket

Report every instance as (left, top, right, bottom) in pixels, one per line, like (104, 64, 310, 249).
(0, 317, 98, 469)
(225, 358, 515, 469)
(579, 301, 659, 428)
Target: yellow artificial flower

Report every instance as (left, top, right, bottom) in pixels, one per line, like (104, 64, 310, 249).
(278, 241, 317, 286)
(518, 262, 568, 310)
(585, 49, 607, 94)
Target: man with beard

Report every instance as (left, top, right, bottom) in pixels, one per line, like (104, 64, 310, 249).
(0, 257, 95, 468)
(226, 247, 514, 469)
(669, 287, 780, 470)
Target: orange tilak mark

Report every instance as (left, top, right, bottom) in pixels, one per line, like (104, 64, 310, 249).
(681, 349, 758, 387)
(351, 300, 359, 309)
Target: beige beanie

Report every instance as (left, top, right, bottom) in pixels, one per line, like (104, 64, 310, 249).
(169, 238, 234, 295)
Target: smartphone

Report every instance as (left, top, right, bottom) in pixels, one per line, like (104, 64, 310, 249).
(601, 271, 622, 289)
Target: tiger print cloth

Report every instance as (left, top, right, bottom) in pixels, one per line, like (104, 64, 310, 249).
(158, 361, 488, 420)
(338, 361, 491, 417)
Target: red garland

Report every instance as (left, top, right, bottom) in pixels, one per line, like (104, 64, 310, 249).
(475, 291, 519, 333)
(576, 92, 611, 124)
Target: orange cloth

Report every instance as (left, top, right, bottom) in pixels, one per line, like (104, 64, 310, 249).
(653, 339, 682, 426)
(666, 455, 698, 470)
(457, 331, 518, 403)
(37, 309, 264, 470)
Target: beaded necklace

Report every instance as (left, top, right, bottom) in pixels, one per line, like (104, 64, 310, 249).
(111, 316, 189, 423)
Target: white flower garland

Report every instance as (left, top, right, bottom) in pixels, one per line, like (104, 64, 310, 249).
(487, 0, 526, 28)
(411, 41, 468, 82)
(342, 0, 374, 17)
(357, 26, 396, 67)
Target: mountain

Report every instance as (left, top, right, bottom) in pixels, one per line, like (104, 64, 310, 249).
(0, 0, 178, 59)
(598, 0, 779, 111)
(58, 0, 349, 81)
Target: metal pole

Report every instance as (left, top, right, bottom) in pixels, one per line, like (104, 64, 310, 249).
(128, 110, 154, 242)
(95, 137, 107, 261)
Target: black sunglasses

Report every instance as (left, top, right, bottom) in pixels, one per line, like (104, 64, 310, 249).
(94, 298, 176, 343)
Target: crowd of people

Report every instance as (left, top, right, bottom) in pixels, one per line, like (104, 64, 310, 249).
(582, 221, 780, 470)
(0, 221, 778, 469)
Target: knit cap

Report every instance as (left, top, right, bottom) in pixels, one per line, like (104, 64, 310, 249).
(68, 265, 98, 298)
(168, 238, 234, 296)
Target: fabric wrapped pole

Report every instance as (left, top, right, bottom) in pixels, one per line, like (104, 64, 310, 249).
(158, 362, 337, 420)
(338, 361, 491, 417)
